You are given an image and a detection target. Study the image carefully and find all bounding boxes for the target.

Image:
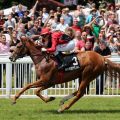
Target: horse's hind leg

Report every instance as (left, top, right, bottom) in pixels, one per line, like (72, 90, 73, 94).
(58, 80, 87, 112)
(59, 91, 78, 106)
(35, 87, 55, 103)
(59, 79, 82, 106)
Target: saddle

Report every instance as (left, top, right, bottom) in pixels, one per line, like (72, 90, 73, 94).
(55, 52, 80, 72)
(43, 52, 80, 72)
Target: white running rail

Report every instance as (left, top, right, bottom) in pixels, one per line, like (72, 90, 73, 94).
(0, 54, 119, 98)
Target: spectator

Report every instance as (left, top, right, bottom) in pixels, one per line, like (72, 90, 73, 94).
(56, 7, 62, 22)
(15, 18, 24, 31)
(71, 19, 81, 32)
(43, 10, 56, 28)
(0, 34, 10, 54)
(85, 0, 96, 9)
(17, 24, 26, 40)
(82, 25, 93, 37)
(50, 16, 59, 32)
(11, 6, 18, 22)
(62, 7, 73, 26)
(94, 32, 105, 48)
(107, 33, 118, 53)
(0, 10, 5, 32)
(74, 5, 85, 28)
(28, 14, 35, 27)
(94, 40, 111, 95)
(106, 12, 118, 29)
(10, 30, 20, 47)
(73, 30, 85, 53)
(28, 20, 41, 41)
(86, 8, 98, 24)
(16, 4, 24, 18)
(81, 31, 88, 42)
(22, 11, 30, 24)
(116, 4, 120, 25)
(107, 3, 116, 13)
(92, 16, 105, 38)
(7, 25, 14, 35)
(56, 17, 69, 32)
(42, 7, 49, 24)
(4, 14, 15, 31)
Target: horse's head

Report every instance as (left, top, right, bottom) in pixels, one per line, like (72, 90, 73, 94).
(9, 36, 28, 62)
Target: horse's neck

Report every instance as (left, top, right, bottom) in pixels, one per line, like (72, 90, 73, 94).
(28, 45, 44, 65)
(30, 53, 43, 65)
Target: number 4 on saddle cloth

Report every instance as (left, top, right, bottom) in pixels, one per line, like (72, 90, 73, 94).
(55, 52, 80, 72)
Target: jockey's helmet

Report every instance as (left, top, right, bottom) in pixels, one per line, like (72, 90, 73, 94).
(41, 28, 51, 35)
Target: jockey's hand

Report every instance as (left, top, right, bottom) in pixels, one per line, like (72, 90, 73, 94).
(41, 48, 47, 52)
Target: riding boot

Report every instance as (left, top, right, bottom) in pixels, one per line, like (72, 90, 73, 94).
(55, 53, 67, 70)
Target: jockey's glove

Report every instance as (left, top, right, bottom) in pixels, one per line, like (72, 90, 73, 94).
(41, 48, 47, 52)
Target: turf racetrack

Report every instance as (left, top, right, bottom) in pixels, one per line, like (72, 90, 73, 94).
(0, 97, 120, 120)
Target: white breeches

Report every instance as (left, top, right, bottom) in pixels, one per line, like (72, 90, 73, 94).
(54, 40, 75, 55)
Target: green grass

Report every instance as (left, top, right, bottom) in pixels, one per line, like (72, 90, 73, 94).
(0, 97, 120, 120)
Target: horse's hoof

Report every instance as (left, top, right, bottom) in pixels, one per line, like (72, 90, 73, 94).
(57, 108, 63, 113)
(57, 108, 64, 113)
(49, 97, 55, 101)
(11, 101, 16, 105)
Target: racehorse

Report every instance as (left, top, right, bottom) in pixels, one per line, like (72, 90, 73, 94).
(9, 36, 120, 112)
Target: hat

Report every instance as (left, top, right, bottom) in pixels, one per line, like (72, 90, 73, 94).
(100, 9, 106, 13)
(7, 25, 13, 29)
(41, 28, 51, 35)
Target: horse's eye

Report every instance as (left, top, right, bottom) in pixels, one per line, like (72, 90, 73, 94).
(10, 49, 14, 53)
(17, 45, 21, 48)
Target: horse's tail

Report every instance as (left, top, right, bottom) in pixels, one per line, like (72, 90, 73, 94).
(105, 58, 120, 75)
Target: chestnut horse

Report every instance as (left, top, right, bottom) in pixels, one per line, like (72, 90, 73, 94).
(9, 36, 120, 112)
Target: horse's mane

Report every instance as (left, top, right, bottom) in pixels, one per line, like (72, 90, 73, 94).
(27, 38, 42, 50)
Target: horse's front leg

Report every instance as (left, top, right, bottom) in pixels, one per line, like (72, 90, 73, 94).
(12, 79, 51, 104)
(35, 65, 56, 103)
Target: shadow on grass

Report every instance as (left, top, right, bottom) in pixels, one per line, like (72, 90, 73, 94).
(43, 109, 120, 114)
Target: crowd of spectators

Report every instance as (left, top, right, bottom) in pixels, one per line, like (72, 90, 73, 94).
(0, 0, 119, 55)
(0, 0, 119, 90)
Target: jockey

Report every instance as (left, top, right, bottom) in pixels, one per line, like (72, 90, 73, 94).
(41, 27, 75, 70)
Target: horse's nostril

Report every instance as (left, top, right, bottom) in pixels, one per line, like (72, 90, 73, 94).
(9, 56, 13, 61)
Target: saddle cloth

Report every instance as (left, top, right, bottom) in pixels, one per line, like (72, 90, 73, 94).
(61, 53, 80, 72)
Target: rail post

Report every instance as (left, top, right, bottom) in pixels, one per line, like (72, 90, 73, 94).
(6, 62, 12, 98)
